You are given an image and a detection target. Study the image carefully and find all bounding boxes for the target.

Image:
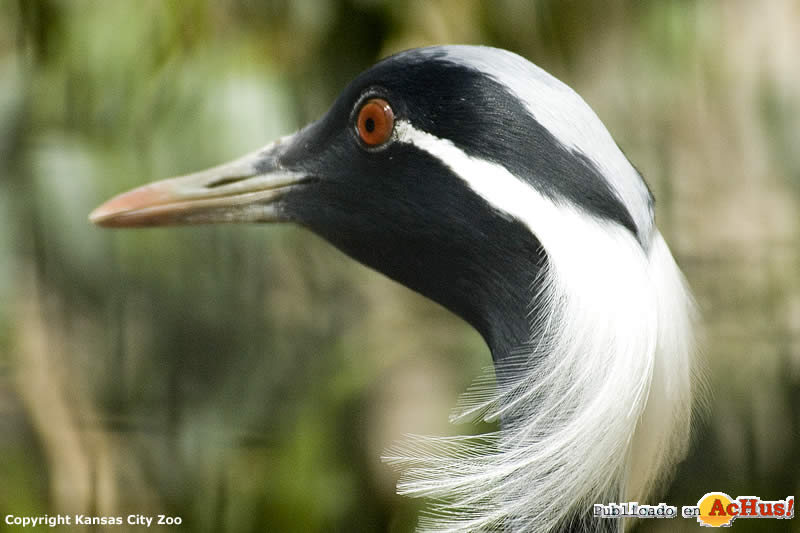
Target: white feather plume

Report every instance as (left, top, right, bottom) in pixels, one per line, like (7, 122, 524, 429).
(388, 119, 698, 532)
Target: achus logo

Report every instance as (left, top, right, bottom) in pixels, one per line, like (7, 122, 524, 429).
(686, 492, 795, 527)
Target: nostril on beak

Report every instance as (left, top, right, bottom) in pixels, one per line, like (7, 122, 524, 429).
(206, 176, 247, 189)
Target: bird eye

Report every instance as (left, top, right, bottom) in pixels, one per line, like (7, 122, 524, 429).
(356, 98, 394, 146)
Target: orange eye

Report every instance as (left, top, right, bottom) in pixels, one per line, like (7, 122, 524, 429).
(356, 98, 394, 146)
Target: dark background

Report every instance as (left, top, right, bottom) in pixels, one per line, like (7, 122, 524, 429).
(1, 1, 798, 531)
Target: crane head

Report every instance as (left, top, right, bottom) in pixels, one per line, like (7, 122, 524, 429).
(90, 45, 697, 533)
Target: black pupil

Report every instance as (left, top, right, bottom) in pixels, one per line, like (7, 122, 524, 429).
(365, 117, 375, 133)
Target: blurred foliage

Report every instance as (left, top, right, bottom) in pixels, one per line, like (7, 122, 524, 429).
(1, 1, 799, 532)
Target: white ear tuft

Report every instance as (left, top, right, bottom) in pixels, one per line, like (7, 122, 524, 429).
(388, 121, 698, 532)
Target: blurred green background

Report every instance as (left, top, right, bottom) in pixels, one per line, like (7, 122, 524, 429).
(1, 1, 799, 532)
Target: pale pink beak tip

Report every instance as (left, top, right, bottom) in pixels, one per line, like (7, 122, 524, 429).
(89, 183, 175, 227)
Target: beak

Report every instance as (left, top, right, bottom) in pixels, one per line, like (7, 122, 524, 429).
(90, 138, 307, 227)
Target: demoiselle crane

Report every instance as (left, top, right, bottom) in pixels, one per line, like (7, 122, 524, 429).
(91, 46, 699, 532)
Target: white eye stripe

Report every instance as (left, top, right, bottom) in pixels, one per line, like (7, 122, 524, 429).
(395, 119, 603, 248)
